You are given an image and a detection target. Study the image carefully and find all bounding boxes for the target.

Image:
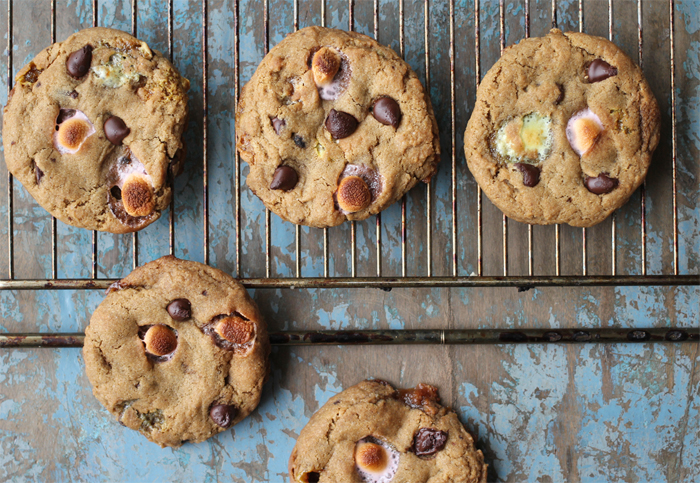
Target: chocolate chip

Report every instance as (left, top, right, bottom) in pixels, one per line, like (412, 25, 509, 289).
(588, 59, 617, 83)
(555, 84, 565, 104)
(270, 165, 298, 191)
(413, 428, 448, 457)
(292, 133, 306, 148)
(56, 109, 76, 125)
(110, 186, 122, 200)
(69, 90, 79, 99)
(35, 165, 44, 185)
(210, 404, 237, 428)
(104, 116, 130, 145)
(167, 298, 192, 321)
(372, 97, 402, 128)
(514, 163, 540, 187)
(306, 472, 320, 483)
(325, 109, 358, 139)
(271, 117, 285, 135)
(66, 45, 93, 78)
(584, 173, 618, 194)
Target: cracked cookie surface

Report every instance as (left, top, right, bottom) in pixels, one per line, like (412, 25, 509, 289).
(83, 255, 270, 447)
(464, 29, 660, 227)
(236, 26, 440, 228)
(288, 380, 487, 483)
(3, 27, 189, 233)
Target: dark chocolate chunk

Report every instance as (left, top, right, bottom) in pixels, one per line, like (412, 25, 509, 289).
(292, 133, 306, 148)
(167, 298, 192, 321)
(372, 97, 402, 128)
(35, 164, 44, 185)
(413, 428, 448, 457)
(210, 404, 237, 428)
(515, 163, 540, 187)
(110, 186, 122, 200)
(270, 165, 298, 191)
(588, 59, 618, 83)
(271, 117, 285, 135)
(555, 84, 565, 104)
(104, 116, 130, 145)
(325, 109, 358, 139)
(306, 472, 320, 483)
(56, 109, 76, 125)
(66, 45, 93, 78)
(584, 173, 618, 194)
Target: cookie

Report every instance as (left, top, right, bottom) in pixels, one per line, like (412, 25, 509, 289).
(464, 29, 660, 227)
(288, 380, 487, 483)
(83, 255, 270, 447)
(3, 27, 189, 233)
(236, 26, 440, 228)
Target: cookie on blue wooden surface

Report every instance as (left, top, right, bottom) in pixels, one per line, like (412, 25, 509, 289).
(236, 26, 440, 228)
(83, 256, 270, 447)
(288, 380, 487, 482)
(2, 27, 189, 233)
(464, 29, 660, 227)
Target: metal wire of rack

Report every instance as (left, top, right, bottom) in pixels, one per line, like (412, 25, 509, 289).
(0, 0, 698, 347)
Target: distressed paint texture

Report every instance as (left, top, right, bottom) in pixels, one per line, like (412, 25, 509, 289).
(0, 1, 699, 482)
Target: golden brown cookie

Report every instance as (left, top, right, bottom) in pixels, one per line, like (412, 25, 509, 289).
(464, 29, 660, 227)
(83, 256, 270, 448)
(288, 380, 487, 483)
(3, 27, 189, 233)
(236, 26, 440, 228)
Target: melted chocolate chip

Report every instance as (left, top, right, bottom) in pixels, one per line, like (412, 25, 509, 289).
(584, 173, 618, 194)
(271, 117, 285, 135)
(514, 163, 540, 187)
(56, 109, 76, 125)
(588, 59, 618, 83)
(66, 45, 93, 78)
(413, 428, 448, 457)
(110, 186, 122, 200)
(306, 472, 320, 483)
(104, 116, 130, 145)
(270, 165, 298, 191)
(167, 298, 192, 321)
(292, 133, 306, 148)
(325, 109, 358, 139)
(68, 90, 79, 99)
(210, 404, 237, 428)
(35, 165, 44, 185)
(555, 84, 565, 104)
(372, 97, 402, 128)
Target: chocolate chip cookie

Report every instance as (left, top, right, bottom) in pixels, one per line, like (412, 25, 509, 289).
(83, 256, 270, 447)
(3, 27, 189, 233)
(464, 29, 660, 227)
(236, 26, 440, 228)
(288, 380, 487, 483)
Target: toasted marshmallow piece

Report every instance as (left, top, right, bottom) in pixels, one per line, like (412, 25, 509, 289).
(215, 316, 255, 345)
(53, 110, 95, 154)
(122, 173, 155, 217)
(143, 325, 177, 357)
(312, 47, 341, 86)
(495, 113, 552, 163)
(337, 176, 371, 213)
(566, 108, 603, 156)
(354, 438, 399, 483)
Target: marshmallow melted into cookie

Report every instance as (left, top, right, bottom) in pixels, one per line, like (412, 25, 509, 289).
(202, 313, 256, 355)
(354, 437, 400, 483)
(494, 113, 553, 164)
(336, 164, 384, 214)
(53, 109, 96, 154)
(107, 150, 158, 227)
(310, 46, 351, 101)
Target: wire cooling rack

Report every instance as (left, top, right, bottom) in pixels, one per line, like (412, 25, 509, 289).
(0, 0, 698, 347)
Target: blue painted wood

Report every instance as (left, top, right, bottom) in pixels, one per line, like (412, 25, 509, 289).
(0, 0, 698, 481)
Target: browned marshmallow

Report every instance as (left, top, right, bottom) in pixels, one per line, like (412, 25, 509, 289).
(337, 176, 371, 213)
(143, 325, 177, 357)
(355, 442, 389, 473)
(312, 47, 341, 86)
(566, 108, 603, 156)
(215, 316, 255, 345)
(122, 173, 155, 217)
(55, 117, 94, 154)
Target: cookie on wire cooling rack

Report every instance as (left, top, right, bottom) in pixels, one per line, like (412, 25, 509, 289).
(236, 26, 440, 228)
(2, 27, 189, 233)
(83, 256, 270, 447)
(288, 380, 487, 483)
(464, 29, 660, 227)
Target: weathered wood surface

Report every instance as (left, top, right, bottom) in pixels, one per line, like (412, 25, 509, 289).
(0, 0, 699, 481)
